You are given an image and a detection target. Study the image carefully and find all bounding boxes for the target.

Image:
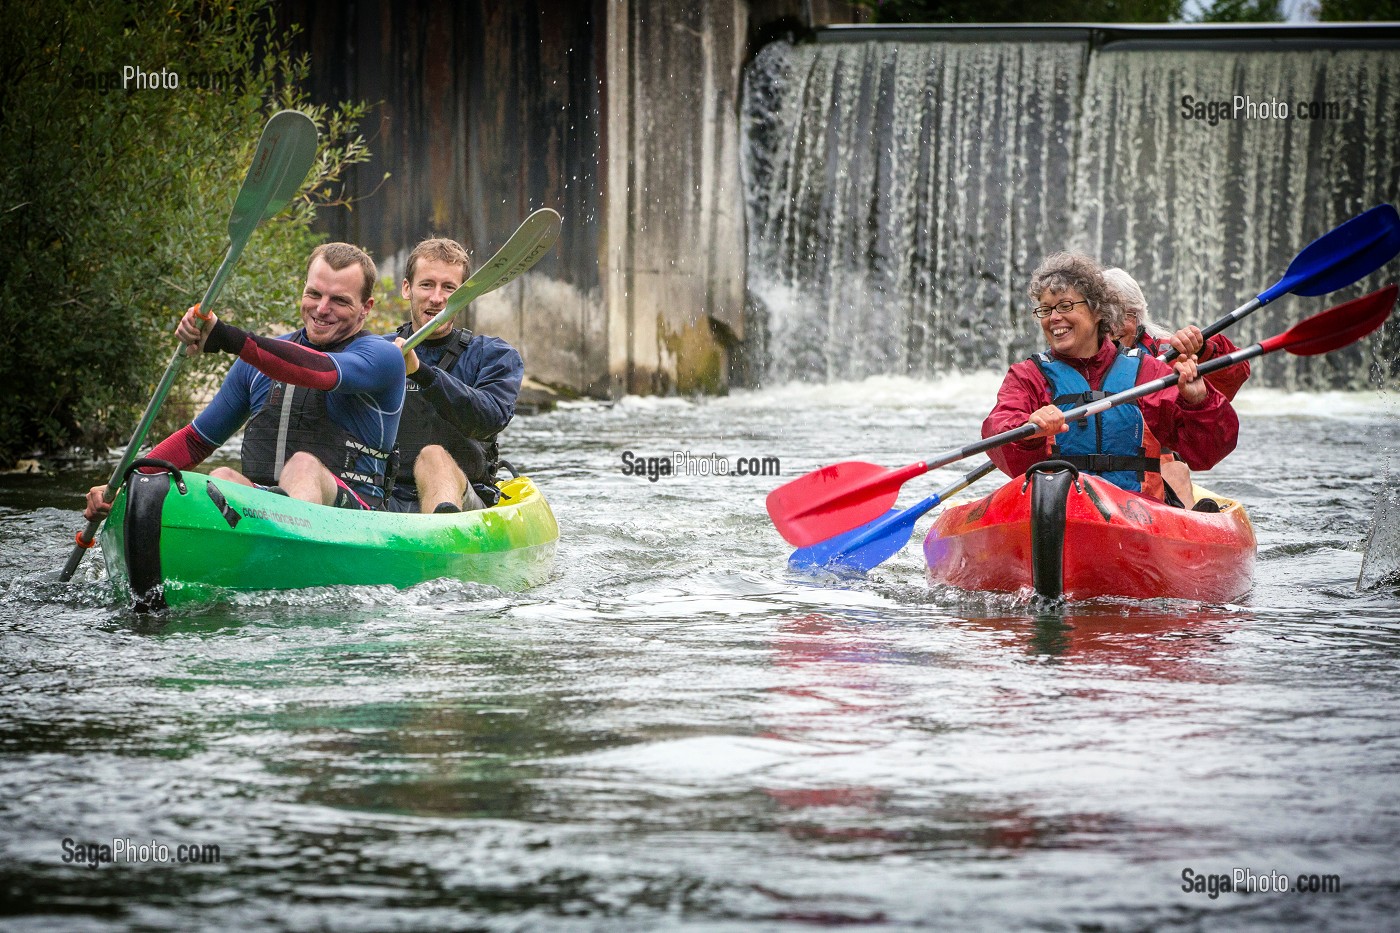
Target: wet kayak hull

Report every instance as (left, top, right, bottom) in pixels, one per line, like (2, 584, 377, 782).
(923, 465, 1255, 602)
(101, 469, 558, 608)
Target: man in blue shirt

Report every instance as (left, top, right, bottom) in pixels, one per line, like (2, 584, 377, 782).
(85, 243, 405, 519)
(388, 237, 524, 513)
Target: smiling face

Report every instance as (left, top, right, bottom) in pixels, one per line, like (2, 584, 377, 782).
(1116, 308, 1140, 345)
(300, 257, 373, 346)
(1037, 287, 1102, 359)
(402, 257, 467, 340)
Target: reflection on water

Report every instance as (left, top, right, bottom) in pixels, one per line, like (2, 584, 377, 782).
(978, 603, 1239, 678)
(2, 383, 1400, 928)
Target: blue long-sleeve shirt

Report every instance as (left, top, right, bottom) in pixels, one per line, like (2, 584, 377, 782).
(192, 329, 405, 453)
(146, 327, 405, 501)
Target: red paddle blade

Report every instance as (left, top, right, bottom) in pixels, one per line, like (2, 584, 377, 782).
(766, 460, 928, 547)
(1262, 285, 1399, 356)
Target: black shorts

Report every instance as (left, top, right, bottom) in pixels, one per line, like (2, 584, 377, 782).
(381, 492, 420, 514)
(256, 477, 376, 511)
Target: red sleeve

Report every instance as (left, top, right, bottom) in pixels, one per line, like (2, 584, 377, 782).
(144, 423, 218, 471)
(983, 360, 1054, 478)
(1136, 356, 1239, 470)
(205, 321, 339, 390)
(1200, 334, 1250, 401)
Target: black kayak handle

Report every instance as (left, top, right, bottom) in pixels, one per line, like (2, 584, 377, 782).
(123, 458, 187, 495)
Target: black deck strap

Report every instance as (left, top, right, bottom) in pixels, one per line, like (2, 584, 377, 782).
(492, 459, 521, 502)
(1023, 458, 1080, 491)
(205, 481, 242, 529)
(1081, 478, 1115, 522)
(1025, 460, 1079, 602)
(1050, 390, 1107, 406)
(1058, 454, 1161, 475)
(124, 457, 187, 495)
(123, 470, 171, 612)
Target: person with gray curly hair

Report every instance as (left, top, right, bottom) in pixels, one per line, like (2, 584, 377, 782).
(1104, 267, 1251, 402)
(981, 252, 1239, 506)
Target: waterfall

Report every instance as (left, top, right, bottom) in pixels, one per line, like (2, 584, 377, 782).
(741, 36, 1400, 388)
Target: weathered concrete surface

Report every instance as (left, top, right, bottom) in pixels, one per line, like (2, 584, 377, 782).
(280, 0, 609, 393)
(606, 0, 751, 394)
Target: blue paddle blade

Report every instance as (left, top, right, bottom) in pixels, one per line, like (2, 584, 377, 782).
(787, 460, 1000, 573)
(788, 507, 921, 573)
(1259, 204, 1400, 304)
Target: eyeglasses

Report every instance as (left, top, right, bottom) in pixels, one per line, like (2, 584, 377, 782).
(1032, 299, 1088, 319)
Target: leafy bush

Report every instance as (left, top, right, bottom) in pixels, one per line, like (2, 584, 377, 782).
(0, 0, 372, 467)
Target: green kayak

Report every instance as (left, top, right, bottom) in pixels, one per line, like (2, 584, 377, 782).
(100, 465, 558, 609)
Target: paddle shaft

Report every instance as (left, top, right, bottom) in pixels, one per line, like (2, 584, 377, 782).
(59, 238, 253, 580)
(790, 460, 998, 565)
(1161, 203, 1400, 363)
(400, 209, 561, 356)
(60, 111, 318, 581)
(1159, 296, 1260, 363)
(882, 460, 998, 531)
(815, 460, 998, 563)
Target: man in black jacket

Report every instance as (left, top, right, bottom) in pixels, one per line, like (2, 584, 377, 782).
(388, 237, 524, 513)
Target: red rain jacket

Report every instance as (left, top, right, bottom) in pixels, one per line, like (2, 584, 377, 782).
(1132, 329, 1251, 401)
(984, 338, 1239, 482)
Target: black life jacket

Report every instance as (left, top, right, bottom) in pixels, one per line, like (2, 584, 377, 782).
(393, 323, 496, 487)
(240, 331, 392, 504)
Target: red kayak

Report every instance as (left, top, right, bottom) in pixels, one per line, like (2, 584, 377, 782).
(923, 460, 1256, 602)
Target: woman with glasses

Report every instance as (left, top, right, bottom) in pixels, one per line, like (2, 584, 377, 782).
(981, 252, 1239, 506)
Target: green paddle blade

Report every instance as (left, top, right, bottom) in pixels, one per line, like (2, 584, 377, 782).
(228, 110, 318, 243)
(401, 208, 563, 354)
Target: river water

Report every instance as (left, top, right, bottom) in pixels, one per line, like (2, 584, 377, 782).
(2, 376, 1399, 930)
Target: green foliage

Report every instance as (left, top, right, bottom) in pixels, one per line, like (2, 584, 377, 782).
(370, 276, 411, 336)
(1199, 0, 1284, 21)
(1318, 0, 1400, 19)
(854, 0, 1184, 22)
(0, 0, 372, 466)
